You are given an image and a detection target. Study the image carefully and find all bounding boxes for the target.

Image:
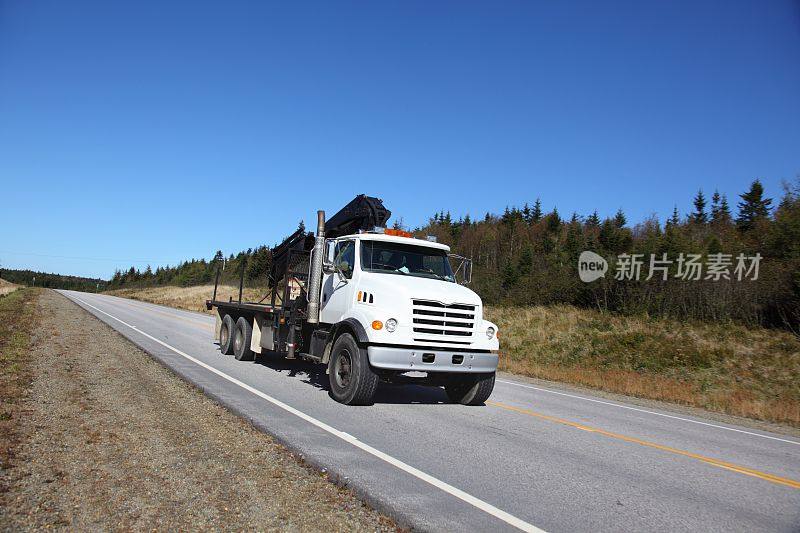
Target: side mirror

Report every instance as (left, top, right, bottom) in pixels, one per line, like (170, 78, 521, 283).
(462, 259, 472, 285)
(322, 260, 335, 275)
(448, 254, 473, 285)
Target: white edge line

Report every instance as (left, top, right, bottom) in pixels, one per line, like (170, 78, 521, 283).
(496, 379, 800, 446)
(69, 293, 544, 533)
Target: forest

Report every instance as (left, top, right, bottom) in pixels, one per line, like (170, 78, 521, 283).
(106, 179, 800, 333)
(1, 269, 106, 293)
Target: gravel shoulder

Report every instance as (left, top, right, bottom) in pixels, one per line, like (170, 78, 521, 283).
(0, 289, 396, 531)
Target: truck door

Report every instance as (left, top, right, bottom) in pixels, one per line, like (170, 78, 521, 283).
(320, 239, 356, 323)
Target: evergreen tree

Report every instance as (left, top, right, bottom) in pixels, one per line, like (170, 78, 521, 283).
(501, 260, 518, 291)
(667, 206, 680, 228)
(501, 206, 512, 225)
(546, 208, 562, 233)
(565, 218, 584, 258)
(711, 190, 721, 221)
(711, 192, 732, 225)
(737, 179, 772, 231)
(522, 203, 532, 223)
(586, 210, 600, 228)
(719, 195, 732, 222)
(706, 234, 722, 254)
(614, 208, 627, 228)
(771, 179, 800, 259)
(692, 189, 707, 224)
(246, 245, 272, 280)
(517, 245, 533, 276)
(531, 198, 543, 223)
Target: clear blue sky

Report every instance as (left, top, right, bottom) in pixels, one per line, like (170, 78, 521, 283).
(1, 1, 799, 279)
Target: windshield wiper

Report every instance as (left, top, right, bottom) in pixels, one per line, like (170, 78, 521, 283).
(416, 268, 447, 281)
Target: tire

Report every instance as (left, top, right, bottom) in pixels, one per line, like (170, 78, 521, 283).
(328, 333, 378, 405)
(233, 316, 254, 361)
(220, 314, 236, 355)
(445, 373, 495, 405)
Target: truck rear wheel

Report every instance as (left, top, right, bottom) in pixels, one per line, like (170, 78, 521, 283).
(328, 333, 378, 405)
(445, 373, 495, 405)
(220, 314, 236, 355)
(233, 316, 254, 361)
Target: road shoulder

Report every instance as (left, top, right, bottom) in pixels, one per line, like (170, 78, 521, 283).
(0, 289, 396, 530)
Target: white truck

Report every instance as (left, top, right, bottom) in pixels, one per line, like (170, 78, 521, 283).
(207, 195, 499, 405)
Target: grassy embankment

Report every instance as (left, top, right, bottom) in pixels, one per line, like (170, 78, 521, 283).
(0, 288, 41, 472)
(106, 285, 268, 314)
(0, 279, 21, 297)
(491, 306, 800, 426)
(106, 285, 800, 427)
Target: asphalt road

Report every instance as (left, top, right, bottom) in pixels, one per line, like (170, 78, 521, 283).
(58, 290, 800, 532)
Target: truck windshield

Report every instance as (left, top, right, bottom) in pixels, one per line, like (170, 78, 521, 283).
(360, 240, 455, 282)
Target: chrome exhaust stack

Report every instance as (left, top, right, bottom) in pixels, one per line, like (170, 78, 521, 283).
(306, 210, 325, 323)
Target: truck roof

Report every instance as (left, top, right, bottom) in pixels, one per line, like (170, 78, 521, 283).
(342, 232, 451, 252)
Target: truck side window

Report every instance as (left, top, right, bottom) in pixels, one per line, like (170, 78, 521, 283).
(334, 241, 355, 279)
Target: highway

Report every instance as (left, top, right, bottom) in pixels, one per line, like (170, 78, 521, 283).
(58, 290, 800, 532)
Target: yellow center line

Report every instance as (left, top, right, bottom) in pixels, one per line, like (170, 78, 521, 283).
(487, 400, 800, 490)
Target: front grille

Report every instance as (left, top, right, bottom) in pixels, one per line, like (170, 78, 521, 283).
(412, 338, 472, 345)
(412, 299, 476, 340)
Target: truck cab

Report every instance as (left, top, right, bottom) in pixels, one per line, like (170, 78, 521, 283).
(319, 230, 499, 403)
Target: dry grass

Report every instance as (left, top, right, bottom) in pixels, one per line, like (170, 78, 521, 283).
(104, 285, 800, 427)
(105, 285, 269, 314)
(0, 279, 20, 297)
(1, 288, 42, 473)
(487, 305, 800, 427)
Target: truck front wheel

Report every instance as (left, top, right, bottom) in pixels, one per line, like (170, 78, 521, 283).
(233, 316, 254, 361)
(328, 333, 378, 405)
(220, 314, 236, 355)
(445, 373, 496, 405)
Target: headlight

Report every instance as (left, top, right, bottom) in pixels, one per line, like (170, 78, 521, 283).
(385, 318, 397, 332)
(486, 326, 495, 339)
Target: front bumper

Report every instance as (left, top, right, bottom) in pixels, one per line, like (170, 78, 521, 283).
(367, 346, 498, 373)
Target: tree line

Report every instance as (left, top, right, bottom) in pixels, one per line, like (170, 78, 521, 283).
(419, 178, 799, 332)
(106, 224, 305, 289)
(0, 268, 106, 292)
(107, 179, 800, 332)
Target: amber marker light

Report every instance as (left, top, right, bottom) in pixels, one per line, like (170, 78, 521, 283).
(371, 320, 383, 330)
(384, 228, 413, 238)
